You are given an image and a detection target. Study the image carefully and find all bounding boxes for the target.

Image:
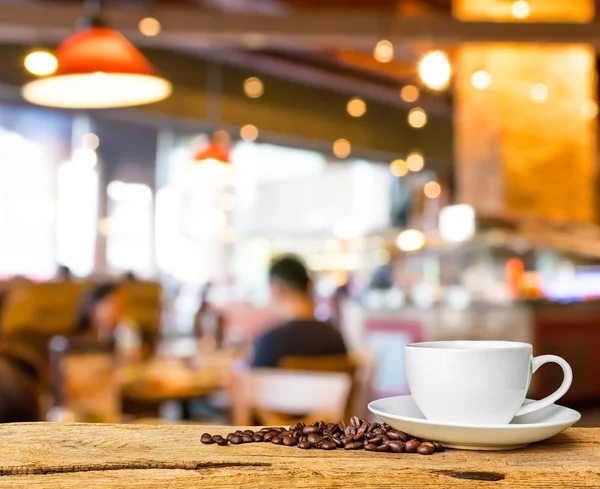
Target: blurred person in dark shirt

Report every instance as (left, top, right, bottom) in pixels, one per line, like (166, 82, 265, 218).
(252, 255, 347, 368)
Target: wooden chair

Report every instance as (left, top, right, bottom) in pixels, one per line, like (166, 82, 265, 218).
(280, 350, 377, 419)
(230, 367, 351, 426)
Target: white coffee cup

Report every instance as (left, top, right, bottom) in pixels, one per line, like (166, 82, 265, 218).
(405, 341, 573, 425)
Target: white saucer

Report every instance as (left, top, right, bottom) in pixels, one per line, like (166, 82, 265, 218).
(368, 395, 581, 451)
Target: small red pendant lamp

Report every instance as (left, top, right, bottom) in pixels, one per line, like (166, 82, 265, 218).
(194, 130, 231, 165)
(22, 2, 171, 109)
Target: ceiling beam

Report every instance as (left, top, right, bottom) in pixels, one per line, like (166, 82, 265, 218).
(2, 3, 600, 49)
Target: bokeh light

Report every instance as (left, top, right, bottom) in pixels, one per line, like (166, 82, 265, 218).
(390, 159, 408, 177)
(333, 139, 351, 159)
(530, 83, 549, 103)
(347, 97, 367, 117)
(244, 77, 264, 98)
(139, 17, 161, 37)
(24, 51, 58, 76)
(424, 181, 441, 198)
(400, 85, 419, 103)
(511, 0, 531, 19)
(72, 148, 97, 168)
(373, 40, 394, 63)
(240, 124, 259, 141)
(406, 152, 424, 172)
(419, 50, 451, 91)
(471, 70, 491, 89)
(408, 108, 427, 128)
(396, 229, 425, 252)
(82, 133, 100, 150)
(581, 99, 598, 119)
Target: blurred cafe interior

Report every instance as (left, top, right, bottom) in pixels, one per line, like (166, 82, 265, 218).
(0, 0, 599, 427)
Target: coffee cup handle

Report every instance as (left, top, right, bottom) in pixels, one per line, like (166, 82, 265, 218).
(514, 355, 573, 417)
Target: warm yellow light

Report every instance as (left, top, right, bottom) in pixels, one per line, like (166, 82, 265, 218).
(406, 152, 424, 172)
(511, 0, 531, 19)
(424, 181, 441, 198)
(390, 159, 408, 177)
(82, 133, 100, 150)
(244, 77, 264, 98)
(347, 97, 367, 117)
(240, 124, 259, 141)
(373, 40, 394, 63)
(471, 70, 491, 89)
(581, 99, 598, 119)
(24, 51, 58, 76)
(72, 148, 97, 168)
(333, 139, 351, 159)
(530, 82, 549, 103)
(22, 73, 172, 108)
(400, 85, 419, 103)
(419, 50, 451, 91)
(396, 229, 425, 252)
(218, 193, 237, 211)
(408, 108, 427, 128)
(139, 17, 161, 37)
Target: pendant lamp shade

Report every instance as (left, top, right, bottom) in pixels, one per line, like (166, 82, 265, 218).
(22, 27, 172, 108)
(194, 142, 230, 164)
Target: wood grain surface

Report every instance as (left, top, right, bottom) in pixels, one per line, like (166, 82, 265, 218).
(0, 424, 598, 488)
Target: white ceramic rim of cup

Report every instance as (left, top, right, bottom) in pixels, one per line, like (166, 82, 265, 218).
(406, 341, 531, 351)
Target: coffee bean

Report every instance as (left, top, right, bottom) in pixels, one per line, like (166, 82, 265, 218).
(321, 440, 337, 450)
(350, 416, 361, 427)
(433, 441, 445, 452)
(405, 439, 420, 453)
(364, 443, 377, 451)
(344, 441, 363, 450)
(271, 436, 283, 445)
(282, 437, 297, 446)
(307, 434, 322, 446)
(243, 430, 254, 435)
(332, 437, 343, 448)
(372, 428, 385, 436)
(252, 433, 264, 442)
(298, 440, 312, 449)
(263, 432, 276, 442)
(418, 445, 435, 455)
(370, 435, 385, 446)
(367, 422, 377, 433)
(212, 435, 224, 441)
(326, 423, 336, 431)
(303, 426, 320, 435)
(420, 442, 435, 450)
(216, 438, 229, 446)
(388, 441, 404, 453)
(358, 422, 368, 434)
(353, 432, 365, 442)
(242, 435, 254, 443)
(230, 435, 243, 445)
(376, 444, 389, 452)
(363, 438, 370, 447)
(387, 431, 401, 441)
(201, 434, 214, 444)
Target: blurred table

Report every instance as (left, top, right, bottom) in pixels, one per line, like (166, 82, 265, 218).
(0, 424, 596, 488)
(119, 349, 238, 419)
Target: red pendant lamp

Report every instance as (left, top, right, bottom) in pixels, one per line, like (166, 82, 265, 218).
(194, 130, 231, 165)
(22, 2, 171, 109)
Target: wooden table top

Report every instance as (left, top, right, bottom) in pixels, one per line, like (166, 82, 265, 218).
(0, 424, 598, 488)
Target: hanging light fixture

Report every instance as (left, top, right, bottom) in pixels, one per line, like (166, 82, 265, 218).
(194, 130, 231, 165)
(22, 0, 172, 109)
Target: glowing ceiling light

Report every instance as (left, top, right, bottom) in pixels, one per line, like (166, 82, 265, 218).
(244, 77, 264, 98)
(396, 229, 425, 252)
(333, 139, 351, 159)
(24, 51, 58, 76)
(373, 40, 394, 63)
(471, 70, 491, 90)
(511, 0, 531, 19)
(424, 181, 441, 198)
(408, 108, 427, 128)
(406, 152, 424, 172)
(419, 50, 451, 91)
(240, 124, 259, 142)
(22, 25, 171, 108)
(390, 159, 408, 177)
(347, 97, 367, 117)
(139, 17, 161, 37)
(400, 85, 419, 103)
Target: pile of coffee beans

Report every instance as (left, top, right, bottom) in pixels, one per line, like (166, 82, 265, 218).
(200, 416, 444, 455)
